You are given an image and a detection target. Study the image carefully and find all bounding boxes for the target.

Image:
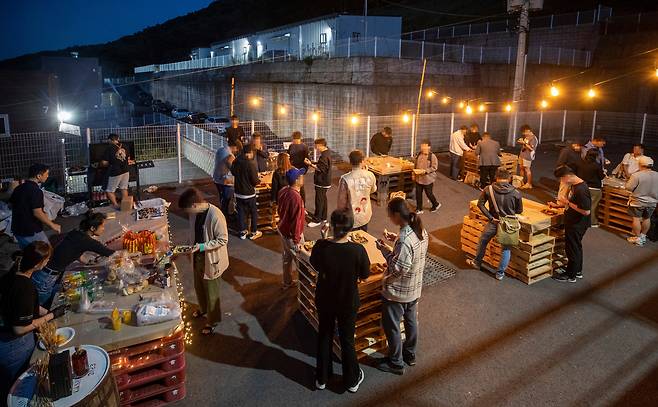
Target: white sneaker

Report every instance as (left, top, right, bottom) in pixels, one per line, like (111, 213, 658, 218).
(430, 203, 442, 213)
(416, 210, 424, 215)
(249, 231, 263, 240)
(315, 380, 326, 390)
(347, 368, 364, 393)
(308, 221, 322, 228)
(239, 231, 248, 240)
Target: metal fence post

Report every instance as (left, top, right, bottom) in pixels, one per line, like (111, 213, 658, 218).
(484, 112, 489, 132)
(450, 112, 455, 135)
(591, 110, 597, 140)
(557, 48, 561, 65)
(176, 123, 182, 183)
(251, 120, 255, 136)
(507, 46, 512, 64)
(538, 110, 544, 144)
(313, 119, 318, 161)
(442, 43, 446, 62)
(479, 46, 483, 64)
(461, 45, 465, 63)
(398, 39, 402, 59)
(411, 114, 416, 156)
(348, 37, 351, 58)
(640, 113, 647, 144)
(538, 46, 542, 64)
(374, 37, 378, 57)
(561, 110, 567, 141)
(421, 41, 424, 60)
(366, 116, 371, 157)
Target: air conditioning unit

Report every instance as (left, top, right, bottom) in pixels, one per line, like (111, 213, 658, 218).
(507, 0, 544, 12)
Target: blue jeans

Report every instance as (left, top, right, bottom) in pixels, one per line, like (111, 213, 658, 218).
(14, 231, 48, 249)
(0, 333, 36, 400)
(474, 221, 511, 274)
(215, 183, 234, 217)
(382, 298, 418, 367)
(236, 197, 258, 234)
(450, 152, 462, 180)
(32, 268, 61, 308)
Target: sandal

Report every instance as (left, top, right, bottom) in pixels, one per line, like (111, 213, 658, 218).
(200, 325, 215, 335)
(191, 309, 205, 319)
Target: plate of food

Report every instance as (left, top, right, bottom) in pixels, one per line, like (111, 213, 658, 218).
(136, 206, 165, 221)
(172, 245, 194, 255)
(349, 232, 368, 245)
(302, 241, 316, 251)
(38, 327, 75, 350)
(412, 169, 426, 175)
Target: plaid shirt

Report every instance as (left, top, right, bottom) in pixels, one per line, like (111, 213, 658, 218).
(382, 225, 428, 303)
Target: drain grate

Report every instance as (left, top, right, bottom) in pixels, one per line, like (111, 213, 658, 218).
(422, 254, 457, 287)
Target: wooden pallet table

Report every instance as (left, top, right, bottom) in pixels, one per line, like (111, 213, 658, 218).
(365, 156, 415, 205)
(295, 231, 401, 360)
(463, 151, 518, 186)
(598, 181, 633, 234)
(462, 198, 564, 284)
(255, 171, 279, 232)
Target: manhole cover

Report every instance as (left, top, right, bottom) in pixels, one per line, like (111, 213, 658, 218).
(423, 254, 456, 287)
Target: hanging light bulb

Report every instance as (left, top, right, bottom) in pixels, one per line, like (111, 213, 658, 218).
(465, 105, 473, 115)
(350, 115, 359, 125)
(441, 97, 449, 104)
(311, 112, 319, 122)
(278, 106, 287, 115)
(458, 101, 465, 109)
(504, 103, 513, 112)
(587, 88, 596, 98)
(250, 97, 260, 107)
(478, 104, 486, 112)
(426, 90, 434, 98)
(402, 113, 410, 123)
(539, 100, 549, 109)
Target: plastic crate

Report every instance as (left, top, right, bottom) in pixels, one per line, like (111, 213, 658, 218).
(110, 330, 184, 369)
(122, 384, 186, 407)
(120, 377, 186, 405)
(111, 340, 185, 376)
(116, 359, 186, 390)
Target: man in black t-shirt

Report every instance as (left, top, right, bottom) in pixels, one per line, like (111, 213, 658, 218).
(10, 163, 61, 248)
(370, 127, 393, 156)
(101, 133, 133, 209)
(553, 165, 591, 283)
(225, 115, 245, 145)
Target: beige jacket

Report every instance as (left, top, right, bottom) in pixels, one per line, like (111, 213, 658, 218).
(337, 168, 377, 228)
(187, 204, 229, 280)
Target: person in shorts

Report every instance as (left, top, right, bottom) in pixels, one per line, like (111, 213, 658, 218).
(101, 133, 133, 209)
(625, 156, 658, 246)
(517, 124, 538, 189)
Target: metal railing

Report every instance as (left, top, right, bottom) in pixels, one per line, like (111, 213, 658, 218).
(2, 110, 656, 194)
(134, 36, 591, 74)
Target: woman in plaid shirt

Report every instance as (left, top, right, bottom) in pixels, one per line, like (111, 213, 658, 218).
(375, 197, 428, 375)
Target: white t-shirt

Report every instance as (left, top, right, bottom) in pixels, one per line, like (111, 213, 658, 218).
(621, 153, 643, 176)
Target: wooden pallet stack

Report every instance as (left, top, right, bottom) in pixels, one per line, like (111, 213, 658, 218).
(463, 151, 518, 182)
(597, 178, 633, 234)
(460, 199, 564, 284)
(295, 231, 399, 360)
(365, 156, 415, 205)
(255, 171, 279, 232)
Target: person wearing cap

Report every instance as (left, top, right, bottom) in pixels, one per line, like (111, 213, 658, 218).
(101, 133, 134, 209)
(276, 168, 306, 289)
(625, 156, 658, 246)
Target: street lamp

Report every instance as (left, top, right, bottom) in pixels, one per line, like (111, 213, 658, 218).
(57, 111, 72, 123)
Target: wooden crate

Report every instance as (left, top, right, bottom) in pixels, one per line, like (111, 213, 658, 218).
(463, 151, 518, 177)
(255, 172, 278, 231)
(370, 171, 414, 206)
(597, 185, 632, 234)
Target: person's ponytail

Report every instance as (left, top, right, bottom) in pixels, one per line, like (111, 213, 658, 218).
(388, 197, 425, 241)
(408, 211, 424, 241)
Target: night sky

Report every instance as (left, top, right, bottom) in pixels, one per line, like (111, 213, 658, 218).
(0, 0, 211, 60)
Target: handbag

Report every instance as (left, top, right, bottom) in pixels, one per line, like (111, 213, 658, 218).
(488, 185, 521, 246)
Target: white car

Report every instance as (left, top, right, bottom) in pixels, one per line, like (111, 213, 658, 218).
(205, 116, 229, 132)
(171, 108, 192, 119)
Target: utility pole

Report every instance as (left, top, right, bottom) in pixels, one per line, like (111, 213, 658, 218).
(230, 76, 235, 116)
(364, 0, 368, 39)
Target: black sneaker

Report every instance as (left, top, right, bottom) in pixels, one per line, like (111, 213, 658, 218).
(575, 272, 583, 279)
(553, 274, 576, 283)
(376, 358, 405, 375)
(347, 368, 365, 393)
(403, 355, 416, 366)
(430, 203, 442, 213)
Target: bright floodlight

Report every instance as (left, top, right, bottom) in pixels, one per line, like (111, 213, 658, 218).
(57, 111, 72, 122)
(587, 88, 596, 98)
(402, 113, 410, 123)
(465, 105, 473, 115)
(504, 103, 513, 112)
(350, 115, 359, 125)
(539, 99, 549, 109)
(550, 85, 560, 97)
(311, 112, 319, 122)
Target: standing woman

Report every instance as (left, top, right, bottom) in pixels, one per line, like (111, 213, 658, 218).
(178, 188, 229, 335)
(271, 153, 291, 206)
(375, 198, 429, 375)
(0, 242, 66, 400)
(33, 212, 115, 308)
(310, 209, 370, 393)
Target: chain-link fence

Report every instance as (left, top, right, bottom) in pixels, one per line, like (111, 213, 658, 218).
(2, 110, 657, 195)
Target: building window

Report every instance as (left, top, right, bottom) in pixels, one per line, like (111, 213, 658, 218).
(320, 33, 327, 44)
(351, 32, 361, 42)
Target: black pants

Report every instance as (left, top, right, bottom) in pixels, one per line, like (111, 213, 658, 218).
(300, 185, 306, 206)
(316, 309, 359, 387)
(415, 183, 438, 211)
(565, 221, 588, 278)
(236, 197, 258, 233)
(479, 165, 498, 188)
(314, 186, 329, 222)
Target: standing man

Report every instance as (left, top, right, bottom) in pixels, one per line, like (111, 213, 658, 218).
(305, 138, 332, 228)
(617, 144, 646, 179)
(413, 140, 440, 214)
(625, 156, 658, 246)
(475, 132, 501, 188)
(276, 168, 307, 289)
(225, 115, 245, 145)
(574, 150, 605, 227)
(337, 150, 377, 232)
(213, 140, 241, 217)
(517, 124, 538, 189)
(553, 165, 591, 283)
(102, 133, 134, 209)
(467, 169, 523, 280)
(231, 144, 262, 240)
(465, 123, 482, 149)
(370, 126, 393, 156)
(288, 131, 309, 204)
(556, 140, 582, 171)
(251, 132, 269, 172)
(449, 125, 471, 181)
(581, 137, 608, 169)
(10, 164, 61, 248)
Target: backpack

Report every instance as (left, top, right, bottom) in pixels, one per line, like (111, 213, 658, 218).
(488, 185, 521, 246)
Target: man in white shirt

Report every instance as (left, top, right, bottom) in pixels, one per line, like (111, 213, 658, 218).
(617, 144, 646, 179)
(337, 150, 377, 232)
(625, 156, 658, 247)
(449, 125, 471, 181)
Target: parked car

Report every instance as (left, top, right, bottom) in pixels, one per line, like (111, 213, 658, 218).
(205, 116, 230, 132)
(171, 108, 192, 119)
(183, 112, 208, 124)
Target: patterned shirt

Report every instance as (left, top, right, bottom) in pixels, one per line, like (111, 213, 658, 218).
(382, 225, 428, 303)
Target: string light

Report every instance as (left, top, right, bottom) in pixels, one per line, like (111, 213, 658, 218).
(402, 113, 410, 123)
(539, 99, 549, 109)
(504, 103, 513, 112)
(458, 101, 465, 109)
(311, 112, 319, 122)
(550, 85, 560, 97)
(478, 104, 486, 112)
(426, 90, 435, 98)
(250, 97, 260, 107)
(655, 67, 658, 77)
(278, 106, 287, 115)
(350, 115, 359, 125)
(441, 97, 449, 104)
(465, 105, 473, 115)
(587, 88, 596, 98)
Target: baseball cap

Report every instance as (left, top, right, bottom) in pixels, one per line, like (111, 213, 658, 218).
(286, 168, 306, 184)
(639, 156, 654, 167)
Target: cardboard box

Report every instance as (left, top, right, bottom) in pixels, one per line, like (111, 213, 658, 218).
(121, 196, 134, 212)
